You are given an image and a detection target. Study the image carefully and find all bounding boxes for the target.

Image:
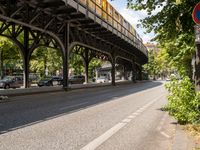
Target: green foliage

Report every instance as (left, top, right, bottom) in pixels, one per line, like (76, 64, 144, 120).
(127, 0, 200, 124)
(30, 47, 62, 77)
(88, 58, 102, 78)
(165, 77, 200, 124)
(143, 49, 158, 79)
(143, 47, 174, 79)
(0, 35, 103, 80)
(69, 53, 84, 75)
(128, 0, 197, 77)
(69, 50, 103, 78)
(0, 37, 23, 78)
(128, 0, 197, 40)
(160, 33, 194, 77)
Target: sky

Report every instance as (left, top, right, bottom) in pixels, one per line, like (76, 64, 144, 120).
(107, 0, 155, 43)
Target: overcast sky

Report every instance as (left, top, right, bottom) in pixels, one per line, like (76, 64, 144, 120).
(107, 0, 156, 43)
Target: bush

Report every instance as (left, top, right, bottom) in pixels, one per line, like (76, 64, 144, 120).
(165, 76, 200, 124)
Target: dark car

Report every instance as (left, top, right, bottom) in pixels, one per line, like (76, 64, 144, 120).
(37, 76, 63, 87)
(0, 76, 23, 89)
(68, 75, 85, 84)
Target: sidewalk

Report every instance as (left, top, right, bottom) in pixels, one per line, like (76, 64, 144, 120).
(172, 124, 200, 150)
(157, 111, 199, 150)
(0, 80, 147, 97)
(172, 125, 194, 150)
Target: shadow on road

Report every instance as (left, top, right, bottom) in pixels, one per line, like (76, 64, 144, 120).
(0, 81, 163, 134)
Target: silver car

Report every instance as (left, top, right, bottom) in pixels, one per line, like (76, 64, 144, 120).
(96, 76, 109, 83)
(0, 76, 23, 89)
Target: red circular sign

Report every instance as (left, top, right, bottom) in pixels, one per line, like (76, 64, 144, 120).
(192, 2, 200, 24)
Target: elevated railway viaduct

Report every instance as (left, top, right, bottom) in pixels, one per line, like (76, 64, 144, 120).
(0, 0, 148, 89)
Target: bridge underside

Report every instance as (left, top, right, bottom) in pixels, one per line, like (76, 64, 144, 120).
(0, 0, 148, 88)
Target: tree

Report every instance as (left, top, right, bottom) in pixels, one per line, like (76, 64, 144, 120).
(0, 37, 22, 78)
(127, 0, 200, 124)
(143, 45, 176, 80)
(143, 49, 158, 80)
(88, 58, 102, 78)
(128, 0, 198, 77)
(155, 47, 175, 78)
(69, 52, 102, 78)
(69, 53, 84, 75)
(30, 47, 62, 77)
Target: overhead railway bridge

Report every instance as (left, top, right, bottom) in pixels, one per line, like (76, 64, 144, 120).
(0, 0, 148, 89)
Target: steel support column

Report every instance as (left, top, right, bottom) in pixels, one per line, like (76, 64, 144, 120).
(138, 66, 142, 81)
(23, 27, 30, 88)
(83, 49, 89, 84)
(63, 23, 69, 90)
(132, 60, 136, 83)
(121, 65, 125, 80)
(125, 68, 129, 80)
(111, 54, 116, 86)
(123, 65, 128, 80)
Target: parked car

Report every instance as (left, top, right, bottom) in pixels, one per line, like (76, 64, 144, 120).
(37, 76, 63, 87)
(0, 76, 23, 89)
(96, 76, 109, 83)
(68, 75, 85, 84)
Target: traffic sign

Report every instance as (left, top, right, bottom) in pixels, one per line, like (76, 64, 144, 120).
(192, 2, 200, 25)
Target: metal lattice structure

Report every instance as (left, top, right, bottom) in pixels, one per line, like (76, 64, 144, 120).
(0, 0, 148, 88)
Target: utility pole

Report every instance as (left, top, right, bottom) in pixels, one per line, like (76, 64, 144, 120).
(192, 3, 200, 91)
(194, 25, 200, 91)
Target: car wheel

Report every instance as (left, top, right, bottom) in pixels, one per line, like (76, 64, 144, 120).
(4, 84, 10, 89)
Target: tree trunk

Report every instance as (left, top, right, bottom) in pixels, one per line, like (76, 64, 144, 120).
(0, 49, 3, 79)
(44, 55, 47, 77)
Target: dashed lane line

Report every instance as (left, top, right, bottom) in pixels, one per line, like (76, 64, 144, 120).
(161, 131, 171, 139)
(80, 94, 165, 150)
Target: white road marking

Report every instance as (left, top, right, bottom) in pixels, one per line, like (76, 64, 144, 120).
(161, 131, 171, 138)
(139, 107, 146, 111)
(80, 94, 165, 150)
(132, 112, 140, 116)
(157, 113, 168, 131)
(157, 126, 162, 131)
(122, 118, 132, 123)
(80, 122, 126, 150)
(142, 105, 148, 109)
(127, 115, 135, 119)
(136, 109, 144, 113)
(59, 102, 89, 110)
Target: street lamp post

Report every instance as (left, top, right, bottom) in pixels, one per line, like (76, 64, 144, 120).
(194, 25, 200, 91)
(192, 2, 200, 91)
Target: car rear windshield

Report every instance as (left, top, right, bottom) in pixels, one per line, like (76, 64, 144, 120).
(2, 76, 14, 81)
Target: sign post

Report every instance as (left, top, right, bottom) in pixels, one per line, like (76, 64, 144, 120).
(193, 2, 200, 91)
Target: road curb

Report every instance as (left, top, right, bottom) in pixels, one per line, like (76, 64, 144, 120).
(0, 80, 151, 99)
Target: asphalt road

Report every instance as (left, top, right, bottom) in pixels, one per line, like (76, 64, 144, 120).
(0, 81, 176, 150)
